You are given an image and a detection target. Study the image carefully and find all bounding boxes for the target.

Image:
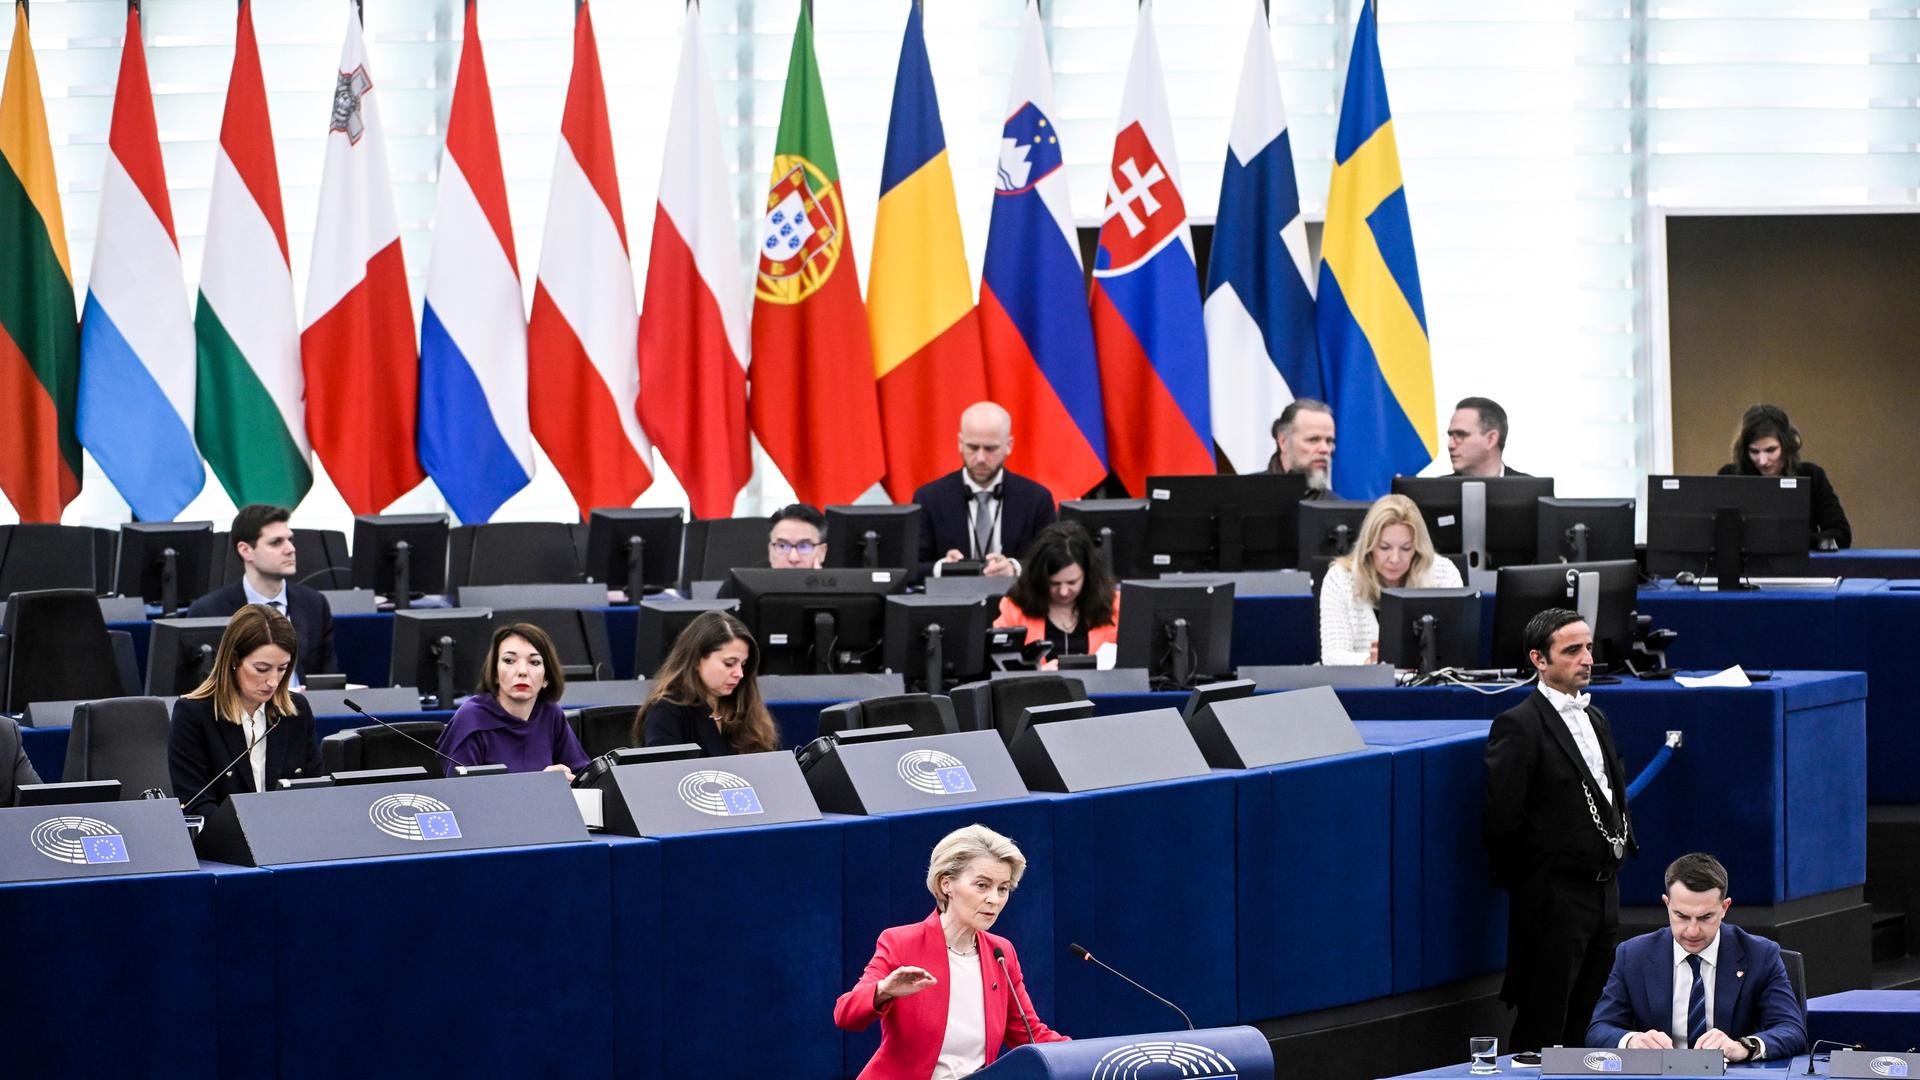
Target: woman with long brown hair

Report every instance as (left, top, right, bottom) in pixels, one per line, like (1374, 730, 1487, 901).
(633, 610, 780, 756)
(168, 604, 325, 816)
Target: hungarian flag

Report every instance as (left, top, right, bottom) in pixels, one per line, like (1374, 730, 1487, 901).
(301, 0, 423, 515)
(195, 0, 310, 510)
(748, 3, 883, 508)
(529, 0, 652, 519)
(637, 1, 750, 521)
(0, 0, 80, 521)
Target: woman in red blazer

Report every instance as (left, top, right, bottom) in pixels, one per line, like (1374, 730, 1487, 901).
(836, 824, 1068, 1078)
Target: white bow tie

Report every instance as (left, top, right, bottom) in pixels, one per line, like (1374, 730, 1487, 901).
(1556, 693, 1591, 713)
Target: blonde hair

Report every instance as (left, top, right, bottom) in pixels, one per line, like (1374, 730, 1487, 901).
(182, 604, 299, 724)
(926, 824, 1027, 911)
(1337, 494, 1440, 608)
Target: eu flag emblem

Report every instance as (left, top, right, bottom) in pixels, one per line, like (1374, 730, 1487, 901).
(83, 835, 129, 864)
(936, 767, 976, 794)
(722, 787, 764, 816)
(415, 811, 462, 840)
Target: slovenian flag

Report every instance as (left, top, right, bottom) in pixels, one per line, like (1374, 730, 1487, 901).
(1204, 0, 1321, 477)
(418, 0, 532, 524)
(76, 1, 205, 521)
(979, 0, 1108, 504)
(1090, 0, 1214, 496)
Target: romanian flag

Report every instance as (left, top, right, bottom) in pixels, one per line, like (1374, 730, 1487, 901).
(1316, 0, 1436, 499)
(867, 1, 986, 501)
(0, 1, 80, 521)
(748, 3, 883, 508)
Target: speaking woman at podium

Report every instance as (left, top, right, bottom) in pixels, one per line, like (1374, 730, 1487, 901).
(168, 604, 324, 816)
(836, 824, 1067, 1077)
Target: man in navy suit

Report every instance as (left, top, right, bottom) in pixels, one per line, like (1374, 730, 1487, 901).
(1587, 852, 1807, 1061)
(187, 504, 337, 679)
(913, 402, 1055, 580)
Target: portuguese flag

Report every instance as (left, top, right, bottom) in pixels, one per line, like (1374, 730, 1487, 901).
(0, 1, 81, 521)
(748, 2, 884, 508)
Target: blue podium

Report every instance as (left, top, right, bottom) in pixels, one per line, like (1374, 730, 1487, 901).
(981, 1026, 1273, 1078)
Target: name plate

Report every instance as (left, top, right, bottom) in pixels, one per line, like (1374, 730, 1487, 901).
(1011, 708, 1211, 793)
(806, 729, 1027, 815)
(195, 772, 589, 866)
(1539, 1048, 1724, 1076)
(1831, 1051, 1915, 1079)
(1190, 685, 1366, 770)
(0, 799, 199, 883)
(987, 1025, 1273, 1080)
(596, 750, 821, 836)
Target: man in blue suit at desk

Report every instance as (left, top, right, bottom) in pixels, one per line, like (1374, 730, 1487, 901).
(187, 504, 336, 680)
(1587, 853, 1807, 1062)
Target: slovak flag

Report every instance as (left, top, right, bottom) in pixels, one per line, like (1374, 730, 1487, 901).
(1090, 0, 1214, 496)
(978, 0, 1108, 504)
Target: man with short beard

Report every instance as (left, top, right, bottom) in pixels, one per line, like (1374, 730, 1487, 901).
(1266, 398, 1337, 499)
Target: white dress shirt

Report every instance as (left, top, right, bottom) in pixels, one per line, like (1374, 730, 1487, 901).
(239, 702, 270, 794)
(1538, 684, 1613, 804)
(1316, 556, 1464, 666)
(242, 575, 288, 613)
(933, 946, 987, 1079)
(1618, 933, 1757, 1055)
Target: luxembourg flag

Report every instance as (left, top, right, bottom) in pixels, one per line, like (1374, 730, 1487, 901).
(76, 2, 204, 521)
(979, 0, 1108, 504)
(1204, 0, 1321, 476)
(418, 0, 531, 524)
(1090, 0, 1213, 496)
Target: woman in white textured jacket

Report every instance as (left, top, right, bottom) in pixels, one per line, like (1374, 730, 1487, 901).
(1318, 494, 1462, 665)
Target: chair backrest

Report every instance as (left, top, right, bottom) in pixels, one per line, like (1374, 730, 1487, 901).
(492, 608, 614, 682)
(62, 697, 173, 795)
(4, 588, 124, 712)
(681, 517, 774, 591)
(987, 674, 1086, 745)
(451, 523, 583, 587)
(571, 705, 638, 758)
(857, 693, 958, 737)
(1779, 947, 1807, 1011)
(0, 524, 99, 595)
(321, 721, 448, 775)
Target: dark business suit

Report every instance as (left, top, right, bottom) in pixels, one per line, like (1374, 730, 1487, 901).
(2, 715, 42, 806)
(1587, 924, 1807, 1058)
(168, 693, 325, 816)
(1450, 465, 1531, 478)
(639, 699, 736, 757)
(1716, 461, 1850, 549)
(912, 468, 1056, 578)
(187, 581, 337, 677)
(1485, 688, 1637, 1053)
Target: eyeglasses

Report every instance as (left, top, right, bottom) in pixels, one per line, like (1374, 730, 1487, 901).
(770, 540, 820, 557)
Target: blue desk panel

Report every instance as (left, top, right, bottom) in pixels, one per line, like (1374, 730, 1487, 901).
(1807, 988, 1920, 1049)
(1814, 548, 1920, 580)
(1846, 581, 1920, 802)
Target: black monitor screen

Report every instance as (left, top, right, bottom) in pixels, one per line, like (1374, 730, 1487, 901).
(115, 522, 215, 610)
(1377, 587, 1482, 673)
(1535, 498, 1636, 564)
(1392, 476, 1556, 573)
(1059, 499, 1149, 579)
(584, 508, 684, 597)
(882, 595, 990, 692)
(634, 598, 740, 679)
(388, 608, 494, 706)
(1145, 474, 1307, 573)
(351, 514, 450, 598)
(1491, 560, 1638, 670)
(726, 567, 907, 676)
(146, 616, 233, 695)
(824, 505, 923, 570)
(1646, 474, 1811, 580)
(1296, 499, 1372, 573)
(1115, 578, 1235, 688)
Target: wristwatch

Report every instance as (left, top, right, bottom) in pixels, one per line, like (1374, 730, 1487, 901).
(1739, 1036, 1763, 1060)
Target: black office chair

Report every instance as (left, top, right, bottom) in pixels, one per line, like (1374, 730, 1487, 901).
(1780, 948, 1807, 1011)
(570, 705, 639, 758)
(62, 697, 173, 797)
(949, 674, 1087, 746)
(450, 523, 583, 587)
(3, 588, 128, 712)
(321, 721, 448, 775)
(827, 693, 958, 738)
(0, 524, 99, 594)
(493, 607, 614, 682)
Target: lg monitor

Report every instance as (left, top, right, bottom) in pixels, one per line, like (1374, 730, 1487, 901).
(1144, 473, 1307, 573)
(824, 505, 923, 571)
(146, 616, 233, 695)
(882, 595, 991, 693)
(1115, 578, 1236, 689)
(1535, 497, 1636, 564)
(1059, 499, 1149, 578)
(115, 521, 215, 615)
(1392, 475, 1556, 577)
(389, 607, 494, 707)
(725, 567, 908, 675)
(1377, 587, 1482, 675)
(1646, 474, 1811, 588)
(633, 598, 740, 678)
(351, 514, 450, 608)
(1491, 560, 1638, 672)
(584, 508, 684, 603)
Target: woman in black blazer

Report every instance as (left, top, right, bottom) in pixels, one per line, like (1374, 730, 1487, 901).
(1718, 403, 1851, 549)
(168, 603, 325, 816)
(633, 611, 780, 757)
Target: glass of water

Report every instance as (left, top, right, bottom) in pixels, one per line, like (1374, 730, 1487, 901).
(1469, 1036, 1499, 1074)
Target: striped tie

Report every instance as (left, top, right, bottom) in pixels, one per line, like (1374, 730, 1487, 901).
(1685, 953, 1709, 1047)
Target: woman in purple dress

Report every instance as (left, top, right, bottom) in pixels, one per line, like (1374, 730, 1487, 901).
(434, 622, 589, 779)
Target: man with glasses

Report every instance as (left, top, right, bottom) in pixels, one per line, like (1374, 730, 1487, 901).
(1448, 396, 1529, 477)
(768, 503, 829, 569)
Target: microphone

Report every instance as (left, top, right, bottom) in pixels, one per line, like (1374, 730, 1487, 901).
(1807, 1040, 1862, 1075)
(179, 704, 283, 813)
(1068, 942, 1193, 1030)
(994, 947, 1038, 1045)
(341, 696, 481, 777)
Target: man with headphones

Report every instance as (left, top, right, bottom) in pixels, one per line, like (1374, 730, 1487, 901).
(913, 401, 1056, 580)
(1716, 404, 1851, 550)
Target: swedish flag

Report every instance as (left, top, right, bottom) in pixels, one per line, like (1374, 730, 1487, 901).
(1316, 0, 1436, 500)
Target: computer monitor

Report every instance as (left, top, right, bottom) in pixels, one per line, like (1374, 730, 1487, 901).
(882, 595, 991, 692)
(146, 616, 233, 695)
(824, 505, 923, 570)
(351, 514, 450, 608)
(1392, 476, 1556, 576)
(1492, 560, 1638, 672)
(1145, 474, 1307, 573)
(725, 567, 908, 675)
(115, 521, 215, 615)
(1646, 474, 1811, 588)
(1535, 498, 1636, 564)
(633, 598, 740, 679)
(389, 607, 495, 707)
(1115, 578, 1236, 689)
(681, 517, 775, 590)
(1377, 587, 1482, 675)
(16, 779, 121, 806)
(1296, 500, 1372, 572)
(1059, 499, 1149, 578)
(584, 508, 684, 603)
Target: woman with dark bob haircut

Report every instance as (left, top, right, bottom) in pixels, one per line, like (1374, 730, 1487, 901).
(634, 610, 780, 756)
(168, 604, 325, 816)
(1716, 403, 1851, 550)
(995, 521, 1120, 665)
(435, 622, 590, 778)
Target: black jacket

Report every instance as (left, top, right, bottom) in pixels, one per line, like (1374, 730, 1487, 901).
(1, 715, 40, 807)
(911, 469, 1057, 577)
(640, 699, 735, 758)
(1716, 460, 1851, 549)
(1484, 689, 1635, 887)
(168, 692, 325, 817)
(187, 581, 338, 677)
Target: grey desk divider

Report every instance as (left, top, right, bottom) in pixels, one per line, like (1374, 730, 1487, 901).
(456, 582, 610, 610)
(0, 799, 198, 883)
(984, 1026, 1274, 1079)
(194, 771, 587, 866)
(1159, 569, 1314, 596)
(760, 672, 905, 703)
(922, 575, 1013, 600)
(1009, 707, 1210, 793)
(304, 686, 421, 717)
(98, 595, 150, 622)
(592, 749, 821, 836)
(561, 678, 650, 709)
(1538, 1048, 1723, 1076)
(318, 588, 380, 615)
(804, 729, 1027, 814)
(24, 695, 177, 728)
(1238, 663, 1397, 690)
(1188, 684, 1365, 769)
(687, 580, 724, 600)
(990, 667, 1150, 695)
(1831, 1051, 1916, 1079)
